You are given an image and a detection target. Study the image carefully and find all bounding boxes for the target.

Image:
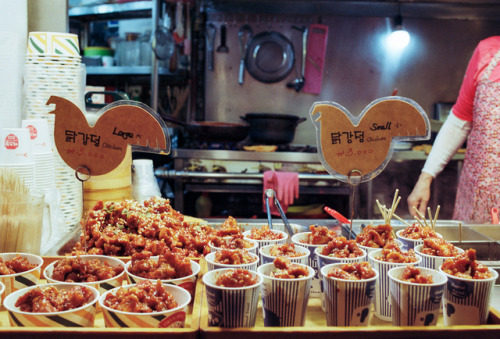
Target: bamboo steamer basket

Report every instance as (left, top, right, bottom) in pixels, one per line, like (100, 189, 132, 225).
(82, 147, 132, 211)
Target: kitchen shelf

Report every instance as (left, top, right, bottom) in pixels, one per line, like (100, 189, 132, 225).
(86, 65, 180, 76)
(68, 1, 153, 20)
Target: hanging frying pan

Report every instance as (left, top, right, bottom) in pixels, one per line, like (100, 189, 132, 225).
(245, 31, 295, 84)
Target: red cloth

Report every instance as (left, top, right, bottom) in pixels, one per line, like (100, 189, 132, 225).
(263, 170, 299, 216)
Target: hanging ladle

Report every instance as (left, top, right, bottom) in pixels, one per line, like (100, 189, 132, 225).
(265, 189, 294, 237)
(286, 25, 307, 92)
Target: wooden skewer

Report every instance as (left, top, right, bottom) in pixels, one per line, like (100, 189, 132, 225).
(392, 213, 411, 227)
(433, 205, 440, 230)
(413, 207, 430, 228)
(427, 207, 433, 229)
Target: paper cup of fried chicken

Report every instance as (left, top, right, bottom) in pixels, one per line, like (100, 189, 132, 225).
(259, 243, 310, 265)
(243, 225, 288, 252)
(125, 251, 200, 298)
(368, 244, 422, 321)
(209, 235, 258, 255)
(0, 253, 43, 296)
(396, 223, 442, 251)
(203, 268, 263, 328)
(291, 226, 338, 297)
(414, 238, 465, 270)
(258, 258, 314, 327)
(4, 282, 99, 327)
(321, 262, 378, 326)
(205, 249, 259, 272)
(99, 280, 191, 328)
(44, 255, 126, 295)
(388, 265, 447, 326)
(439, 248, 498, 325)
(315, 237, 368, 311)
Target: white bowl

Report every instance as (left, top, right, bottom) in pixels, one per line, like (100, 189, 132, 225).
(125, 259, 200, 297)
(99, 282, 191, 328)
(3, 282, 99, 327)
(44, 255, 126, 294)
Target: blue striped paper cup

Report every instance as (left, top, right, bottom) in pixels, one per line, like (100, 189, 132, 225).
(315, 247, 367, 311)
(125, 260, 200, 298)
(209, 238, 258, 255)
(205, 251, 259, 272)
(368, 249, 422, 321)
(44, 255, 126, 295)
(439, 266, 498, 325)
(243, 230, 288, 253)
(0, 253, 43, 296)
(4, 283, 99, 327)
(99, 283, 191, 328)
(396, 230, 443, 251)
(259, 244, 310, 265)
(414, 244, 465, 270)
(202, 268, 263, 328)
(291, 232, 324, 297)
(320, 263, 378, 326)
(388, 266, 447, 326)
(257, 263, 314, 327)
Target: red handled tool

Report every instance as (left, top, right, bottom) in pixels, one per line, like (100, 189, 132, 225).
(324, 206, 350, 224)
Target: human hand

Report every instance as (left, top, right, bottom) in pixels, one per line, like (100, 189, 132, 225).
(407, 172, 433, 217)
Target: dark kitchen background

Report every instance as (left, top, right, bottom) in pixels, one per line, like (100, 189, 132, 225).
(70, 0, 500, 221)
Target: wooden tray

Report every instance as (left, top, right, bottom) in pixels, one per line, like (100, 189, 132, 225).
(198, 263, 500, 339)
(0, 257, 203, 339)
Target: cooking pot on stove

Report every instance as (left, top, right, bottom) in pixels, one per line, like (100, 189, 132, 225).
(241, 113, 306, 145)
(162, 115, 250, 143)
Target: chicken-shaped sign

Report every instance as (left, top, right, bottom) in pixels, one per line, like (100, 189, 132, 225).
(309, 97, 430, 183)
(47, 96, 170, 176)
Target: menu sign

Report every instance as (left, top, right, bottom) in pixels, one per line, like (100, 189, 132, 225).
(47, 96, 170, 176)
(310, 97, 430, 183)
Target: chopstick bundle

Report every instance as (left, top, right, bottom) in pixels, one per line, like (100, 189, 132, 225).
(0, 168, 42, 253)
(412, 205, 441, 230)
(376, 189, 402, 226)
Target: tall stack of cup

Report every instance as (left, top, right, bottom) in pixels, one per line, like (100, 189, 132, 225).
(0, 128, 35, 191)
(22, 119, 56, 194)
(22, 31, 85, 231)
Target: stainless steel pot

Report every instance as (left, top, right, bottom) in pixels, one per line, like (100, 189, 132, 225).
(241, 113, 306, 144)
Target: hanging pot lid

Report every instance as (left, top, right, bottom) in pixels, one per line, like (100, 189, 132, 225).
(245, 31, 295, 84)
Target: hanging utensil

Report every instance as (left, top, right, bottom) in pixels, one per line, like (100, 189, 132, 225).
(152, 25, 175, 60)
(216, 24, 229, 53)
(205, 23, 216, 71)
(265, 189, 294, 237)
(238, 24, 253, 85)
(286, 25, 307, 92)
(265, 189, 274, 229)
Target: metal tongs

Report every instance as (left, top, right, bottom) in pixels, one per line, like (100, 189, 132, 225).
(265, 189, 295, 237)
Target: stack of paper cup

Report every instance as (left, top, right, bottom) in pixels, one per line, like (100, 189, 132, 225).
(22, 119, 56, 194)
(22, 32, 85, 230)
(0, 128, 35, 190)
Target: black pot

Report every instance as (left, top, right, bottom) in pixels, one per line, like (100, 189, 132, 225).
(241, 113, 306, 144)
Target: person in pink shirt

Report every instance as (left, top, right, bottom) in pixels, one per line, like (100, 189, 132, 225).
(408, 36, 500, 222)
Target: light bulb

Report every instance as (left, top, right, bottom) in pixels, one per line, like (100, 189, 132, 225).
(387, 26, 410, 50)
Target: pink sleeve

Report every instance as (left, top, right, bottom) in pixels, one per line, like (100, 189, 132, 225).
(452, 37, 500, 122)
(452, 46, 481, 122)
